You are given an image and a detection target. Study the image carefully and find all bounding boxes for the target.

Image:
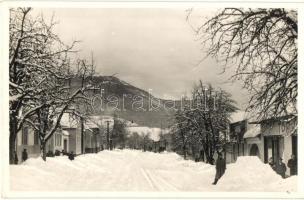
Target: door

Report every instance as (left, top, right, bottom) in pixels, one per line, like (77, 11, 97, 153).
(264, 136, 281, 163)
(64, 139, 68, 152)
(250, 144, 260, 157)
(273, 136, 281, 164)
(264, 136, 268, 163)
(292, 135, 297, 157)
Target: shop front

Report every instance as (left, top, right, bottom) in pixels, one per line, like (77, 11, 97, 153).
(259, 115, 297, 176)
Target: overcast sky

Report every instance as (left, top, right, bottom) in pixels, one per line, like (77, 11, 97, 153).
(31, 8, 250, 109)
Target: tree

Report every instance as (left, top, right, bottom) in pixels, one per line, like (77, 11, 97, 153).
(172, 81, 237, 163)
(112, 117, 127, 149)
(28, 66, 94, 161)
(194, 8, 297, 120)
(9, 8, 95, 162)
(141, 133, 151, 152)
(9, 8, 74, 163)
(127, 132, 140, 149)
(171, 109, 191, 159)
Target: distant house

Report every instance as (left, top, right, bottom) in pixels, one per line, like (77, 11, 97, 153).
(243, 124, 262, 158)
(88, 115, 114, 150)
(84, 119, 103, 153)
(225, 111, 297, 176)
(225, 111, 249, 163)
(126, 125, 170, 152)
(45, 130, 70, 154)
(60, 113, 82, 155)
(45, 114, 111, 155)
(225, 111, 262, 163)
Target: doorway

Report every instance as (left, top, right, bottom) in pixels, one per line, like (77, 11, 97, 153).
(250, 144, 260, 157)
(292, 135, 297, 157)
(64, 139, 68, 152)
(264, 136, 283, 164)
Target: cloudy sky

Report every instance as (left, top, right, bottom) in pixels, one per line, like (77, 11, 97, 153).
(32, 8, 250, 109)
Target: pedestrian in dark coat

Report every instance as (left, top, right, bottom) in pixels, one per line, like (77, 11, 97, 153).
(212, 153, 226, 185)
(287, 155, 297, 176)
(276, 158, 287, 178)
(13, 151, 18, 164)
(268, 157, 276, 171)
(22, 149, 28, 162)
(68, 151, 75, 161)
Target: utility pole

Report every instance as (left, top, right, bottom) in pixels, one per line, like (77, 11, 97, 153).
(81, 117, 84, 154)
(106, 120, 111, 150)
(95, 130, 98, 153)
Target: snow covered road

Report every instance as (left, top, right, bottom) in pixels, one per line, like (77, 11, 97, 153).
(10, 150, 297, 192)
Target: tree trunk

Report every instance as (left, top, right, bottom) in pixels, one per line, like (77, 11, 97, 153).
(41, 141, 46, 161)
(9, 133, 17, 164)
(9, 116, 17, 164)
(183, 145, 187, 159)
(204, 141, 214, 164)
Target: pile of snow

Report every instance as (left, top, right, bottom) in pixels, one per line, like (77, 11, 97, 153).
(10, 150, 297, 192)
(218, 156, 297, 192)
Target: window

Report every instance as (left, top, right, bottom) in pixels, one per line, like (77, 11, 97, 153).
(34, 131, 39, 145)
(55, 134, 62, 146)
(22, 127, 28, 145)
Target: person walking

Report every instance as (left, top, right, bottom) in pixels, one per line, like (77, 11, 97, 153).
(68, 151, 75, 161)
(22, 149, 28, 162)
(268, 157, 276, 171)
(212, 153, 226, 185)
(276, 158, 287, 178)
(287, 154, 297, 176)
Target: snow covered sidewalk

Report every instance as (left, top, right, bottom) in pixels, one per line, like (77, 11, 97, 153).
(10, 149, 297, 192)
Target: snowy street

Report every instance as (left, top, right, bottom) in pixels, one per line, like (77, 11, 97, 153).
(10, 150, 296, 192)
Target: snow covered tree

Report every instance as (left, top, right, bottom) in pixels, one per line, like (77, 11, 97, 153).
(112, 117, 128, 149)
(195, 8, 297, 120)
(9, 8, 74, 163)
(172, 81, 237, 163)
(9, 7, 95, 162)
(27, 66, 94, 161)
(141, 133, 151, 152)
(127, 132, 141, 149)
(171, 109, 191, 159)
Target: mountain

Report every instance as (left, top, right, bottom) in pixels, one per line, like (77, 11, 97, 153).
(71, 76, 180, 128)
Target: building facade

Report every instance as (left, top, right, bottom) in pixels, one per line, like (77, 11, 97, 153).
(16, 125, 40, 163)
(225, 119, 247, 163)
(259, 115, 297, 173)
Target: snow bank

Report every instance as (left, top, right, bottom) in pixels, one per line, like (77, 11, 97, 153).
(218, 156, 297, 192)
(10, 151, 297, 192)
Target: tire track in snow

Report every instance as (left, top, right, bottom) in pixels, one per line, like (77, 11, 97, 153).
(140, 168, 159, 190)
(144, 169, 179, 191)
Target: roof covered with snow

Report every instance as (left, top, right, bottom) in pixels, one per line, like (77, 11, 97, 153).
(62, 130, 70, 136)
(85, 120, 99, 129)
(60, 113, 79, 128)
(230, 111, 247, 123)
(230, 111, 258, 124)
(243, 124, 261, 138)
